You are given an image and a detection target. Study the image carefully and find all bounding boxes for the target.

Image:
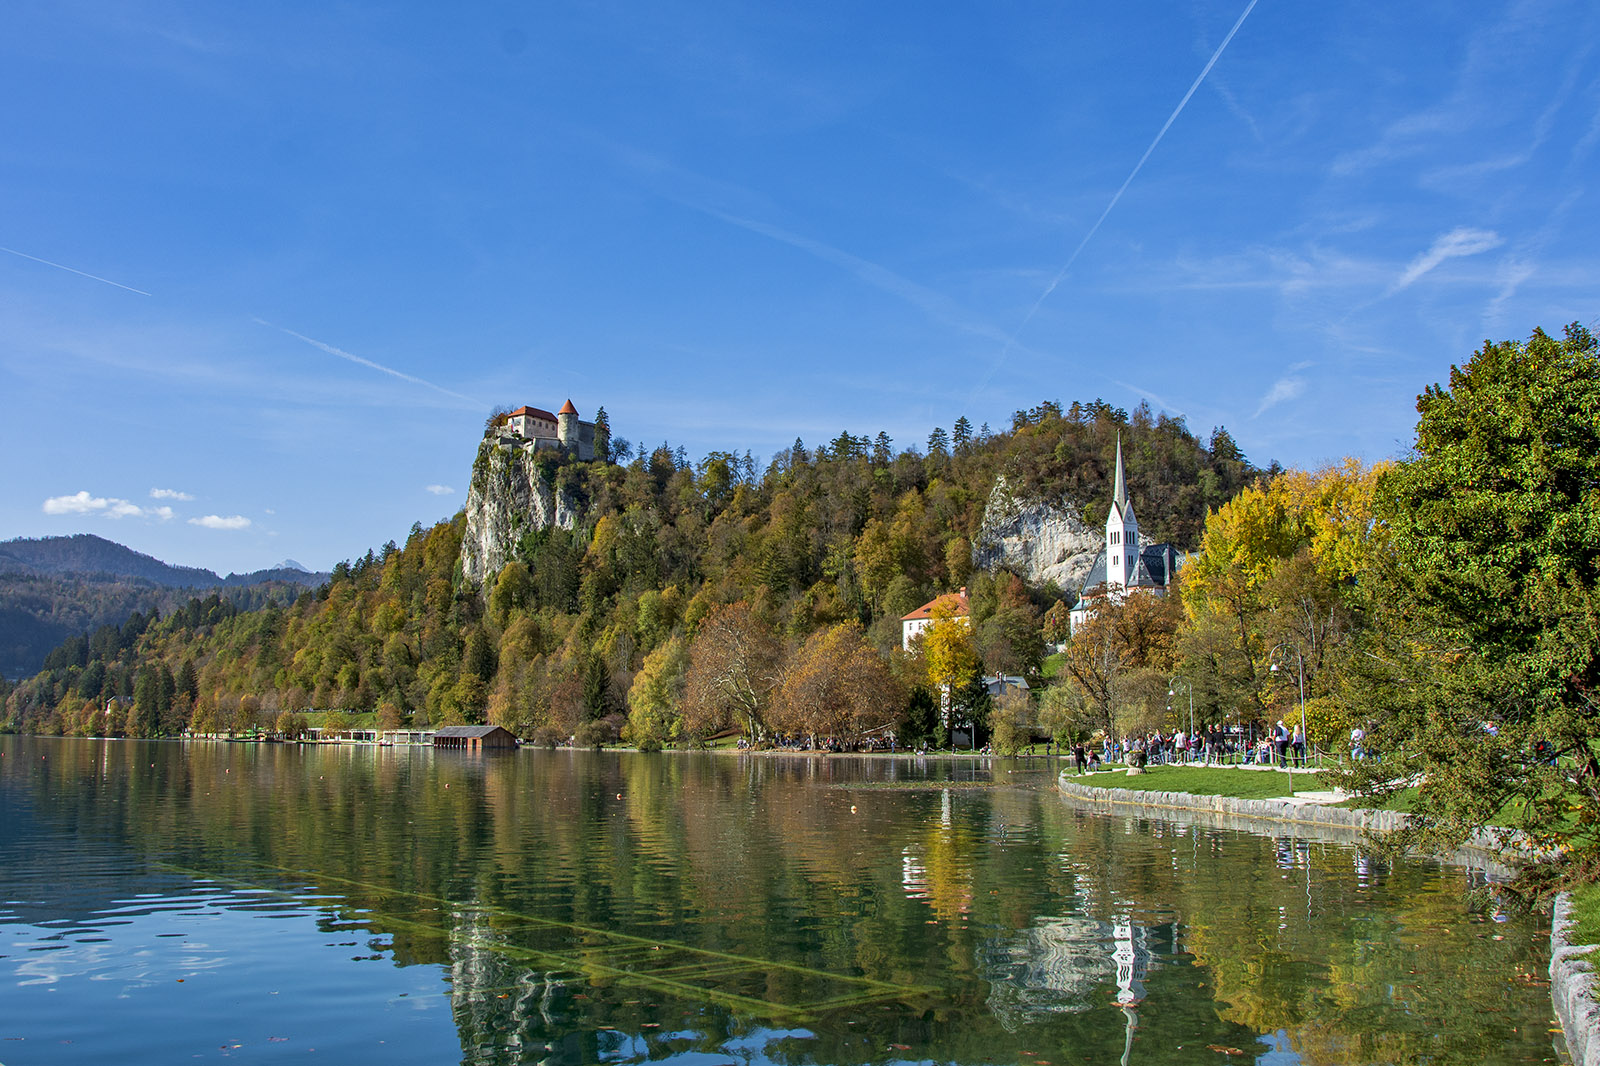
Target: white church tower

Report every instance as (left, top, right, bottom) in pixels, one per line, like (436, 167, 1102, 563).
(1104, 433, 1138, 591)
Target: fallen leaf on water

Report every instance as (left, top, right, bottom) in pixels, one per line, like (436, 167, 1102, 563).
(1207, 1046, 1245, 1056)
(889, 1044, 910, 1050)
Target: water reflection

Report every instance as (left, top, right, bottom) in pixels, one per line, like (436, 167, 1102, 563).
(0, 738, 1560, 1065)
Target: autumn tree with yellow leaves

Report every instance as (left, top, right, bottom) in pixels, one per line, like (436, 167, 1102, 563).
(1177, 457, 1388, 742)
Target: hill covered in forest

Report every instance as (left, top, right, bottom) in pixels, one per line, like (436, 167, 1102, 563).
(2, 399, 1262, 739)
(0, 535, 329, 679)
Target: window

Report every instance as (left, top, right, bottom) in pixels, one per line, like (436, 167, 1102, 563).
(1111, 555, 1119, 567)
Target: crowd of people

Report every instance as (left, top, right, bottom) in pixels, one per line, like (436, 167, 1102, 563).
(1060, 722, 1324, 774)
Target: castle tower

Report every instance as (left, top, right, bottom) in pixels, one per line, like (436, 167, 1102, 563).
(557, 399, 578, 448)
(1104, 433, 1139, 590)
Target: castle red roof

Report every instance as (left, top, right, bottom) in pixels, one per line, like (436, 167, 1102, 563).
(901, 588, 969, 622)
(508, 405, 557, 421)
(558, 399, 578, 415)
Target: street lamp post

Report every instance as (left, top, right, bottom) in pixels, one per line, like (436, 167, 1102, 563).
(1269, 642, 1308, 790)
(1168, 677, 1195, 764)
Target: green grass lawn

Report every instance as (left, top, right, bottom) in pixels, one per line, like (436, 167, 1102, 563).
(1065, 764, 1320, 800)
(1041, 652, 1066, 680)
(1333, 786, 1419, 812)
(1567, 882, 1600, 946)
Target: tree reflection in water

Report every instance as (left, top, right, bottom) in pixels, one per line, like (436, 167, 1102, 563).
(0, 738, 1557, 1066)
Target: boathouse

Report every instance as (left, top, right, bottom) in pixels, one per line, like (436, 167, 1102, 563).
(432, 725, 519, 751)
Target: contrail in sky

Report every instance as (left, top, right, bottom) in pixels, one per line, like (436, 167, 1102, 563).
(989, 0, 1260, 370)
(255, 318, 483, 407)
(0, 245, 152, 296)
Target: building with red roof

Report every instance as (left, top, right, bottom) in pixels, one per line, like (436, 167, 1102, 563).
(496, 400, 597, 459)
(901, 586, 969, 650)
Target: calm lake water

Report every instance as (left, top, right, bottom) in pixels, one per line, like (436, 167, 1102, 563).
(0, 736, 1560, 1065)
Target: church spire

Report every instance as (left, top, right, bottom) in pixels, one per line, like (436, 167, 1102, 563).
(1112, 432, 1129, 512)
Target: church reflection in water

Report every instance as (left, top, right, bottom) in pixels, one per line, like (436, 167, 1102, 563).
(978, 907, 1161, 1063)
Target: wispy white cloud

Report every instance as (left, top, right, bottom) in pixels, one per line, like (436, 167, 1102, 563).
(188, 514, 251, 530)
(256, 319, 484, 408)
(42, 491, 173, 520)
(150, 487, 193, 500)
(1392, 227, 1503, 292)
(1254, 374, 1307, 418)
(0, 246, 151, 296)
(1484, 258, 1536, 324)
(425, 484, 454, 496)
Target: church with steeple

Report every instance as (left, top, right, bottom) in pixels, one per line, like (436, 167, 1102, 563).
(1068, 434, 1181, 633)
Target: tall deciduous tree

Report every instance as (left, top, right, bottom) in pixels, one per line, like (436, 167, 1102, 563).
(626, 634, 689, 746)
(922, 606, 978, 697)
(1058, 590, 1180, 742)
(1178, 458, 1385, 737)
(682, 602, 783, 741)
(771, 622, 901, 743)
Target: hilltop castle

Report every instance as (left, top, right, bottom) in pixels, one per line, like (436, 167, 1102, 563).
(489, 400, 597, 460)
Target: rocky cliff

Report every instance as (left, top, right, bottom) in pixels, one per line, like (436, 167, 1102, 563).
(973, 477, 1100, 591)
(460, 440, 581, 586)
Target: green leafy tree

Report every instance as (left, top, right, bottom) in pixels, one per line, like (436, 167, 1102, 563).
(989, 689, 1035, 754)
(626, 634, 689, 746)
(1343, 324, 1600, 892)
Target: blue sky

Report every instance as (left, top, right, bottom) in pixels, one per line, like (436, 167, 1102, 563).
(2, 1, 1597, 574)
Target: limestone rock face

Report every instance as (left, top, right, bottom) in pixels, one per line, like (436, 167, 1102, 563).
(460, 441, 580, 586)
(973, 477, 1100, 590)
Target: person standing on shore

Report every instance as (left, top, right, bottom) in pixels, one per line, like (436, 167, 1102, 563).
(1274, 720, 1290, 766)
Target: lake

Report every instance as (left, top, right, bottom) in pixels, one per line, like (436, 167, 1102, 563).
(0, 736, 1561, 1064)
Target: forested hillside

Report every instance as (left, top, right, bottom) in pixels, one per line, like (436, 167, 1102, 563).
(0, 534, 329, 679)
(2, 399, 1258, 742)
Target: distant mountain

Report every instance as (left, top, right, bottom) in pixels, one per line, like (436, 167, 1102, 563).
(0, 534, 216, 586)
(0, 535, 330, 679)
(0, 535, 329, 588)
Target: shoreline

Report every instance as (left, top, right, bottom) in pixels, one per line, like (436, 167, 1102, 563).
(1057, 769, 1595, 1061)
(1552, 894, 1600, 1066)
(1054, 771, 1508, 864)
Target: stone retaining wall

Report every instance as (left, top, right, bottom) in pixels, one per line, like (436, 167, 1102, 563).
(1552, 894, 1600, 1066)
(1054, 774, 1506, 869)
